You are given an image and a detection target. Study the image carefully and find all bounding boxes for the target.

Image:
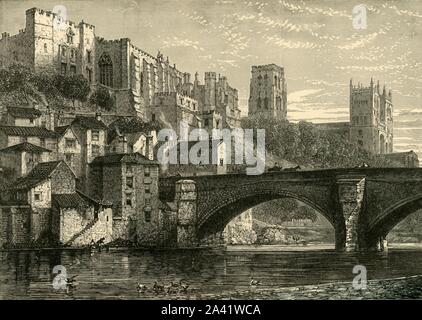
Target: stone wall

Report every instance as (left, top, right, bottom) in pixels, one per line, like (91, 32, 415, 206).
(0, 205, 31, 246)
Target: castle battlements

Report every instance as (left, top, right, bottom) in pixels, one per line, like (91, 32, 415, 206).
(25, 7, 95, 30)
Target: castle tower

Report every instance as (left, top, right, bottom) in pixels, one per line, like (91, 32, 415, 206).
(248, 64, 287, 119)
(204, 72, 216, 111)
(349, 79, 393, 154)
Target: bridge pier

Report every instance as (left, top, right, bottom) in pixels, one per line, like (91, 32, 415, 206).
(175, 180, 198, 247)
(336, 175, 366, 252)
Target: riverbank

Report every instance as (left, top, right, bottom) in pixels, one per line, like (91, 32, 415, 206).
(199, 275, 422, 300)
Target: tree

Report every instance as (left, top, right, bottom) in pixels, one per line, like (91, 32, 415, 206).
(0, 63, 31, 92)
(90, 86, 113, 111)
(55, 74, 90, 107)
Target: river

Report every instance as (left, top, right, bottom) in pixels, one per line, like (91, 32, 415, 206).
(1, 244, 422, 299)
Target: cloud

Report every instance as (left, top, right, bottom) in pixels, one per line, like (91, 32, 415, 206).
(161, 36, 205, 51)
(288, 89, 324, 103)
(278, 0, 351, 18)
(263, 34, 320, 49)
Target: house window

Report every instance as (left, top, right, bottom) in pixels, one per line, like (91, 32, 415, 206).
(29, 118, 34, 125)
(70, 49, 76, 59)
(126, 193, 133, 207)
(220, 158, 224, 166)
(151, 113, 156, 121)
(34, 192, 42, 201)
(99, 53, 113, 87)
(144, 211, 151, 223)
(65, 153, 73, 164)
(40, 138, 45, 147)
(144, 167, 150, 177)
(92, 130, 100, 141)
(61, 63, 67, 75)
(126, 164, 133, 173)
(92, 145, 100, 156)
(145, 198, 151, 206)
(204, 119, 209, 126)
(145, 185, 150, 194)
(126, 176, 133, 189)
(70, 65, 76, 74)
(65, 138, 76, 148)
(358, 140, 363, 146)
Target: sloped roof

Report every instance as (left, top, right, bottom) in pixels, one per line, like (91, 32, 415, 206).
(7, 107, 42, 119)
(0, 142, 52, 154)
(91, 152, 158, 166)
(54, 125, 70, 136)
(9, 161, 74, 190)
(72, 116, 108, 130)
(0, 126, 58, 138)
(53, 193, 89, 208)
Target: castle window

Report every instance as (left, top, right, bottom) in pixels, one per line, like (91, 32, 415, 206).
(70, 65, 76, 74)
(204, 119, 209, 126)
(44, 43, 47, 53)
(151, 113, 156, 121)
(264, 97, 269, 109)
(70, 49, 76, 59)
(257, 97, 261, 109)
(61, 63, 67, 75)
(86, 50, 92, 63)
(99, 53, 113, 87)
(61, 46, 66, 57)
(358, 129, 363, 136)
(145, 185, 150, 194)
(358, 140, 363, 146)
(86, 68, 92, 83)
(144, 211, 151, 223)
(13, 51, 18, 61)
(66, 28, 74, 44)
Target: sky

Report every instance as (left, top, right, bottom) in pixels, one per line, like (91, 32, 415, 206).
(1, 0, 422, 158)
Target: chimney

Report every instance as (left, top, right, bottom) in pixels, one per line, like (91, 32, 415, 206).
(45, 107, 55, 131)
(145, 134, 154, 160)
(120, 136, 128, 154)
(95, 112, 102, 122)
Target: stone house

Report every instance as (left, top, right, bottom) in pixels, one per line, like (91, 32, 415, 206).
(52, 191, 112, 246)
(3, 106, 42, 127)
(0, 142, 52, 178)
(55, 125, 82, 177)
(0, 160, 112, 247)
(89, 153, 160, 245)
(68, 115, 108, 190)
(0, 126, 58, 158)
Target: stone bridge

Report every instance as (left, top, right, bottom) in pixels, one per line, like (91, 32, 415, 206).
(159, 168, 422, 251)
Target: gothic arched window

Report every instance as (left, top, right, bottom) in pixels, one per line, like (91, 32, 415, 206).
(99, 53, 113, 87)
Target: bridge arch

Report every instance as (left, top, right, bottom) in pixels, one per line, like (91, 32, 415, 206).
(366, 193, 422, 247)
(197, 187, 334, 240)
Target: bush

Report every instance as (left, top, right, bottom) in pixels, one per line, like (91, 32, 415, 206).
(90, 86, 113, 110)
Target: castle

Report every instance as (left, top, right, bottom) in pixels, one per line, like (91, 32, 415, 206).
(0, 7, 241, 129)
(248, 64, 287, 120)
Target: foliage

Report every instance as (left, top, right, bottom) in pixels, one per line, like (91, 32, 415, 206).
(55, 73, 90, 107)
(90, 86, 113, 111)
(0, 64, 31, 92)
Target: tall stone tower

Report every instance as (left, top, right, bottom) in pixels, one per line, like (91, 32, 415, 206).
(248, 64, 287, 119)
(204, 72, 217, 111)
(349, 78, 393, 154)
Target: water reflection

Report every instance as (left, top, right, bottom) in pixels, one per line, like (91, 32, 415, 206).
(0, 246, 421, 299)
